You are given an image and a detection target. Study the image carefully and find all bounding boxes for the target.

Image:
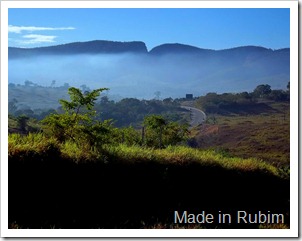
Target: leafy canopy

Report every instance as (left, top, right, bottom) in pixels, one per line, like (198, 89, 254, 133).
(143, 114, 189, 148)
(42, 87, 109, 146)
(60, 87, 109, 112)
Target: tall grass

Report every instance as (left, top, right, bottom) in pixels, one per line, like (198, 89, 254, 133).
(8, 133, 58, 157)
(8, 133, 289, 228)
(104, 144, 283, 178)
(60, 141, 103, 162)
(8, 133, 285, 178)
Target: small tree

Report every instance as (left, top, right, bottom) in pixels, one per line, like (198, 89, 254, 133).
(143, 115, 188, 148)
(144, 115, 167, 148)
(253, 84, 272, 98)
(8, 98, 18, 114)
(163, 121, 189, 146)
(287, 81, 290, 91)
(42, 87, 109, 146)
(17, 115, 29, 132)
(154, 91, 161, 100)
(51, 80, 56, 88)
(24, 80, 34, 87)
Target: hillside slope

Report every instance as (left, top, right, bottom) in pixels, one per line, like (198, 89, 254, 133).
(9, 136, 289, 229)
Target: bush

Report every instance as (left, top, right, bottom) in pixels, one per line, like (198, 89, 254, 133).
(42, 87, 110, 148)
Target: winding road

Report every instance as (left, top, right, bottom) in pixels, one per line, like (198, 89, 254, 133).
(181, 106, 207, 128)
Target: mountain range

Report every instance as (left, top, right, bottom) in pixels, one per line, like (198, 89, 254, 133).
(8, 40, 290, 99)
(9, 40, 289, 58)
(9, 40, 148, 58)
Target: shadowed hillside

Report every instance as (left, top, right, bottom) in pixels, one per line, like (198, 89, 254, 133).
(9, 40, 148, 58)
(9, 138, 289, 229)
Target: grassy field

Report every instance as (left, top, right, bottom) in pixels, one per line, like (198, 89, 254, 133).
(191, 101, 289, 169)
(9, 85, 69, 110)
(8, 133, 285, 177)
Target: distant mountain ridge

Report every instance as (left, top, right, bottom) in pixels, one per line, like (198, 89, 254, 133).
(8, 40, 289, 59)
(8, 40, 290, 100)
(149, 43, 213, 55)
(150, 43, 289, 58)
(8, 40, 148, 59)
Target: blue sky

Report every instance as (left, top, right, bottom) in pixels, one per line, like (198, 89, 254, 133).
(8, 8, 290, 50)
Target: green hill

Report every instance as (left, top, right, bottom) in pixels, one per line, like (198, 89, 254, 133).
(9, 134, 289, 229)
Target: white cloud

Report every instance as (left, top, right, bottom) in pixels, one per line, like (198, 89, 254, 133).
(19, 34, 57, 44)
(8, 25, 75, 34)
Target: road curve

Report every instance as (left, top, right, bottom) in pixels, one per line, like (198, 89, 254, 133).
(181, 106, 207, 128)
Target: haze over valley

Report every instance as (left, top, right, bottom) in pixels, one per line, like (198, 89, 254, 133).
(7, 6, 292, 230)
(9, 40, 290, 104)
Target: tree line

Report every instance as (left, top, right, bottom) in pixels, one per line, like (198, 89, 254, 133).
(35, 87, 189, 149)
(9, 87, 186, 127)
(196, 83, 289, 114)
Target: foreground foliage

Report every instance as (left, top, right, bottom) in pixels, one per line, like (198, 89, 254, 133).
(8, 133, 287, 179)
(40, 87, 189, 149)
(9, 133, 289, 229)
(42, 87, 110, 145)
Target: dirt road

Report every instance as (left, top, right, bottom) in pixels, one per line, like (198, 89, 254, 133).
(181, 106, 207, 128)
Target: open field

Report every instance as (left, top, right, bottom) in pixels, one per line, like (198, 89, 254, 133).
(191, 101, 289, 169)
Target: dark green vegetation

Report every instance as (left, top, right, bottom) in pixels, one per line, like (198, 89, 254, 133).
(94, 96, 187, 128)
(8, 85, 290, 229)
(9, 82, 187, 127)
(196, 84, 289, 115)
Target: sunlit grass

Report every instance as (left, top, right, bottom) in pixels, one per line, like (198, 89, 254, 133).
(8, 133, 58, 157)
(8, 133, 286, 178)
(104, 144, 283, 177)
(8, 132, 289, 229)
(60, 140, 102, 162)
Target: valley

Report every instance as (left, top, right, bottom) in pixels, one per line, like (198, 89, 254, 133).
(8, 41, 290, 99)
(7, 41, 291, 230)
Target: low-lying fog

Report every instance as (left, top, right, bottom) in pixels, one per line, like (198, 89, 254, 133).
(8, 52, 288, 99)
